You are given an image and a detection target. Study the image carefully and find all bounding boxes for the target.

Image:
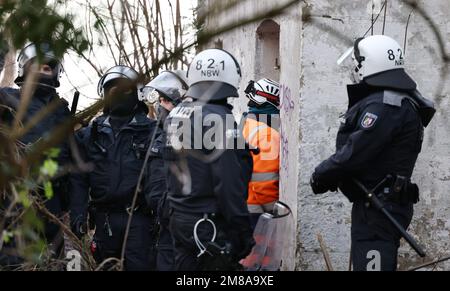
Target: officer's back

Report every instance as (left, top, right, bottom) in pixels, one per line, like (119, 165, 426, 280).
(166, 101, 246, 214)
(164, 49, 255, 271)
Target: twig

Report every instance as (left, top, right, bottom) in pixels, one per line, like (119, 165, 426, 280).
(317, 233, 334, 271)
(403, 9, 414, 55)
(9, 97, 67, 140)
(382, 0, 388, 35)
(408, 255, 450, 271)
(361, 0, 387, 37)
(371, 0, 375, 35)
(32, 198, 96, 270)
(11, 65, 40, 131)
(119, 116, 162, 270)
(95, 257, 121, 271)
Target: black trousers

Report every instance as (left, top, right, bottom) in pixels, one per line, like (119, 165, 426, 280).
(156, 223, 175, 271)
(92, 211, 155, 271)
(169, 210, 239, 271)
(351, 200, 414, 271)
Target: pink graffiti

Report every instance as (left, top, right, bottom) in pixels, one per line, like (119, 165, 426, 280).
(279, 84, 294, 174)
(280, 124, 289, 174)
(280, 84, 295, 113)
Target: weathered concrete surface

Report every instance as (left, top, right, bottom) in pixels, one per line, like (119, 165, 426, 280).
(201, 0, 450, 271)
(200, 0, 303, 270)
(299, 0, 450, 271)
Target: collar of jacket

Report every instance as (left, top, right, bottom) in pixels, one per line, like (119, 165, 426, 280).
(97, 112, 151, 130)
(346, 82, 385, 109)
(347, 78, 418, 109)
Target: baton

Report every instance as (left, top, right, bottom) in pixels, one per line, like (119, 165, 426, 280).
(352, 178, 426, 258)
(71, 91, 80, 116)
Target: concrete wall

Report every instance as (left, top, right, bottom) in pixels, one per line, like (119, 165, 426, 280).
(201, 0, 450, 271)
(200, 0, 303, 270)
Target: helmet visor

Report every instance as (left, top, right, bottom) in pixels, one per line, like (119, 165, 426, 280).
(147, 71, 187, 96)
(18, 44, 60, 66)
(141, 86, 161, 104)
(98, 66, 142, 97)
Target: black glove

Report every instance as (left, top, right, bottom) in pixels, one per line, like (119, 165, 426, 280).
(310, 172, 337, 195)
(230, 228, 255, 261)
(238, 232, 255, 260)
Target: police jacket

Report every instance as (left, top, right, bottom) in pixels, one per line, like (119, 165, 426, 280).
(314, 83, 425, 200)
(0, 87, 20, 124)
(0, 87, 71, 158)
(0, 87, 71, 210)
(164, 101, 253, 229)
(69, 111, 166, 224)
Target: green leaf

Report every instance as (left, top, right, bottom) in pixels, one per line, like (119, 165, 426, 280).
(40, 159, 58, 177)
(45, 148, 60, 159)
(43, 181, 54, 199)
(19, 189, 32, 208)
(1, 231, 14, 244)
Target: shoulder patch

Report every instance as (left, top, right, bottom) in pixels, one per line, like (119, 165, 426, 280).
(361, 112, 378, 129)
(383, 90, 407, 107)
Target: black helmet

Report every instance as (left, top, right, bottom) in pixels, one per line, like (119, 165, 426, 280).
(97, 65, 144, 99)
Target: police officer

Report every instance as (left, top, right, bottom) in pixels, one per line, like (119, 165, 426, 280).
(144, 70, 188, 123)
(310, 35, 435, 271)
(0, 43, 71, 267)
(69, 65, 165, 271)
(142, 70, 188, 271)
(164, 49, 255, 271)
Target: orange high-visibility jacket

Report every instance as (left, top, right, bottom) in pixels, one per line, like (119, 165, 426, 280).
(243, 117, 280, 212)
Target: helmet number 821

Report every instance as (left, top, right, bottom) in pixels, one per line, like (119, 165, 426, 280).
(196, 59, 225, 71)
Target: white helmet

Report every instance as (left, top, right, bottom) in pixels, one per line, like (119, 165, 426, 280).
(142, 70, 188, 105)
(186, 48, 242, 101)
(97, 65, 144, 100)
(244, 78, 280, 109)
(352, 35, 416, 90)
(15, 43, 64, 87)
(173, 70, 188, 88)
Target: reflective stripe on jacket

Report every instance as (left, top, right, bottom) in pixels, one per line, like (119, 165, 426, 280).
(243, 117, 280, 210)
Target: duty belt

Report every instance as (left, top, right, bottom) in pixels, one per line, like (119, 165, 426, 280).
(373, 174, 419, 204)
(90, 203, 147, 215)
